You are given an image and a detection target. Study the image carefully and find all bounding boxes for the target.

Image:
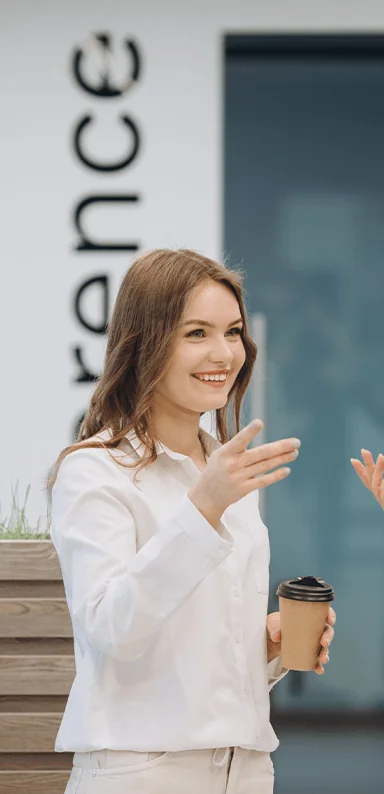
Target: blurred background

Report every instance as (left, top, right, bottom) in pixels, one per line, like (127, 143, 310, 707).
(225, 32, 384, 793)
(1, 2, 383, 793)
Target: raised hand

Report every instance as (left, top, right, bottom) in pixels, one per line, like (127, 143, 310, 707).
(351, 450, 384, 510)
(189, 419, 300, 528)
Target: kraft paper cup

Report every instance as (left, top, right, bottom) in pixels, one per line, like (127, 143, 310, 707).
(276, 576, 335, 671)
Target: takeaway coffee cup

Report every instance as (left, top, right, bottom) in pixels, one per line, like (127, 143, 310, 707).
(276, 576, 335, 671)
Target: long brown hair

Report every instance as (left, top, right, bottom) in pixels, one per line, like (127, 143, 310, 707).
(48, 249, 257, 492)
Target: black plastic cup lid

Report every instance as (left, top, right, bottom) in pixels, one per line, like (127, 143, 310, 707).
(276, 576, 334, 602)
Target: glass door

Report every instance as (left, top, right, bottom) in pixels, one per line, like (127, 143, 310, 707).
(225, 34, 384, 794)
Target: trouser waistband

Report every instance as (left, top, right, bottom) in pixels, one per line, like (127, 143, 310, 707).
(73, 747, 235, 770)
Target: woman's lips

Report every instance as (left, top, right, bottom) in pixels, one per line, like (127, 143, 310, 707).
(191, 375, 228, 389)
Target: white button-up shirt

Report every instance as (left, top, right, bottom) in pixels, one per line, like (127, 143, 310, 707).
(50, 428, 286, 754)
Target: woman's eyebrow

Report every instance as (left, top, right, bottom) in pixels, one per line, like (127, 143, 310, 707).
(183, 318, 243, 328)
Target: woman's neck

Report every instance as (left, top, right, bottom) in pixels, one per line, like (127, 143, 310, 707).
(151, 410, 205, 460)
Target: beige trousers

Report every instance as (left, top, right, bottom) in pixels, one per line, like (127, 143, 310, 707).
(65, 747, 274, 794)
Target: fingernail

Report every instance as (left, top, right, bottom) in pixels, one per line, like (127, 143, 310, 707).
(292, 439, 301, 448)
(272, 632, 280, 641)
(290, 450, 299, 459)
(282, 468, 291, 475)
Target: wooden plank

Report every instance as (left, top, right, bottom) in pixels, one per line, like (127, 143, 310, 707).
(0, 695, 68, 712)
(0, 582, 65, 598)
(1, 638, 74, 655)
(0, 713, 62, 752)
(0, 656, 75, 695)
(0, 542, 62, 581)
(0, 599, 72, 638)
(0, 753, 73, 770)
(0, 771, 69, 794)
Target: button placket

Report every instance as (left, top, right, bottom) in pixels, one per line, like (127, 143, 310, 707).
(224, 550, 249, 693)
(221, 514, 255, 702)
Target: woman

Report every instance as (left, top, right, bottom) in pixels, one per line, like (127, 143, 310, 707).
(50, 249, 335, 794)
(351, 450, 384, 509)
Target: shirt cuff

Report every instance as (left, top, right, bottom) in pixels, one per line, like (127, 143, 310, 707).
(268, 656, 289, 691)
(176, 495, 233, 564)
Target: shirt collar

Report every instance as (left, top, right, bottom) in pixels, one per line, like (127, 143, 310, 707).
(124, 427, 221, 461)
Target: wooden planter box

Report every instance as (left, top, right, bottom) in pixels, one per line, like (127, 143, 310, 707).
(0, 541, 75, 794)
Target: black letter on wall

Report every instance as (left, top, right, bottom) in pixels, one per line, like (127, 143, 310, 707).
(73, 114, 140, 172)
(73, 195, 140, 251)
(71, 35, 140, 98)
(74, 275, 109, 334)
(71, 347, 100, 383)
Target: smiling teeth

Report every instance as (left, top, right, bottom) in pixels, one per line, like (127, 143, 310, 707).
(195, 374, 227, 382)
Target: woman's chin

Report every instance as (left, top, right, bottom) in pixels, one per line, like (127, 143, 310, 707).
(196, 395, 228, 412)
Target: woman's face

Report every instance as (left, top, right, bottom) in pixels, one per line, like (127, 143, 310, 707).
(155, 280, 246, 416)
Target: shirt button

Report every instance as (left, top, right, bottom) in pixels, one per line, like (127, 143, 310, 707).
(235, 633, 242, 644)
(92, 771, 97, 777)
(232, 584, 240, 597)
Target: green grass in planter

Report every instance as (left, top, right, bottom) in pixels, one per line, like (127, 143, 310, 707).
(0, 484, 50, 539)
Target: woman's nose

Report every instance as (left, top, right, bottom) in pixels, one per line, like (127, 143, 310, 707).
(209, 338, 234, 364)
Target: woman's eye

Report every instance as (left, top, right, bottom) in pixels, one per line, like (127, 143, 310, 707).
(186, 329, 205, 338)
(186, 327, 242, 339)
(227, 327, 242, 336)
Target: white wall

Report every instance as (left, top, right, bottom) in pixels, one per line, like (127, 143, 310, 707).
(1, 0, 384, 525)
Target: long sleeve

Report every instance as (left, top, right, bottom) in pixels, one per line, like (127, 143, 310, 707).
(268, 657, 289, 691)
(51, 447, 233, 662)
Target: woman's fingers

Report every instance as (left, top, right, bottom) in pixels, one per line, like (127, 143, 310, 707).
(372, 454, 384, 509)
(350, 458, 372, 490)
(247, 465, 292, 493)
(351, 452, 384, 507)
(319, 649, 330, 665)
(242, 442, 300, 493)
(244, 438, 301, 468)
(320, 625, 334, 649)
(246, 449, 298, 478)
(361, 449, 375, 484)
(225, 419, 264, 453)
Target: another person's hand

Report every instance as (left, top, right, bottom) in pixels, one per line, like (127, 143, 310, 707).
(266, 606, 336, 674)
(189, 419, 300, 528)
(351, 450, 384, 510)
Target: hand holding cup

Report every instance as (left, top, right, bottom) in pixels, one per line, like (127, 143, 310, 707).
(276, 576, 335, 672)
(267, 605, 336, 674)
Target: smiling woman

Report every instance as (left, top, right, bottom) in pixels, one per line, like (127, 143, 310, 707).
(48, 249, 256, 485)
(151, 279, 248, 463)
(48, 248, 305, 794)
